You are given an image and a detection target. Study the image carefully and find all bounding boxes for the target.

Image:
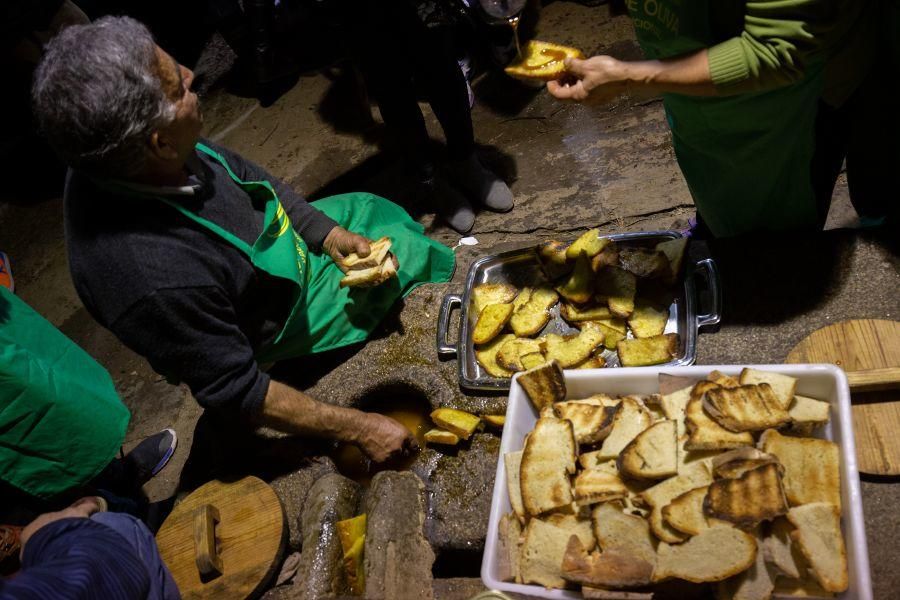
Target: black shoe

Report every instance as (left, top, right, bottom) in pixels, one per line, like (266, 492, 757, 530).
(123, 429, 178, 487)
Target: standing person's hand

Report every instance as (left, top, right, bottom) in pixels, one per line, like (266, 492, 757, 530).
(547, 56, 629, 103)
(323, 226, 371, 271)
(355, 413, 417, 463)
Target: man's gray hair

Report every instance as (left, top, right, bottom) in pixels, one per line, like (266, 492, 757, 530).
(32, 16, 176, 178)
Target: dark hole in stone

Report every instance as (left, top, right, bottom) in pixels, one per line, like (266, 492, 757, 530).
(326, 384, 432, 487)
(432, 548, 484, 578)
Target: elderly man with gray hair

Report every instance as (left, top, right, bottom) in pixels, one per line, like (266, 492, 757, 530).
(32, 16, 455, 464)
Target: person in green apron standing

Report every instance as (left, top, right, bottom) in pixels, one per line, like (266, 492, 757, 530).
(32, 17, 455, 464)
(547, 0, 878, 238)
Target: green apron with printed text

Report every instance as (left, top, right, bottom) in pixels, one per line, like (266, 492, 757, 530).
(158, 143, 454, 363)
(0, 287, 130, 498)
(627, 0, 824, 237)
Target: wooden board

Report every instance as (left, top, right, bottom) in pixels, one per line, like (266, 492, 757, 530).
(787, 319, 900, 475)
(156, 476, 285, 599)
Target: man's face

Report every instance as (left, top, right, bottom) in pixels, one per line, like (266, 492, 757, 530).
(154, 45, 202, 162)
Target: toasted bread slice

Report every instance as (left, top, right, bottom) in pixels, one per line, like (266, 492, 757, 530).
(520, 351, 546, 370)
(521, 416, 577, 515)
(475, 333, 515, 378)
(471, 282, 518, 315)
(545, 512, 596, 551)
(555, 402, 617, 445)
(684, 382, 754, 451)
(430, 408, 480, 440)
(504, 40, 584, 81)
(497, 513, 522, 583)
(764, 517, 806, 579)
(596, 267, 637, 318)
(598, 397, 653, 460)
(517, 360, 566, 410)
(616, 334, 679, 367)
(340, 236, 392, 271)
(786, 395, 831, 435)
(759, 430, 841, 509)
(705, 463, 789, 527)
(707, 370, 741, 388)
(339, 259, 394, 288)
(716, 532, 776, 600)
(663, 486, 710, 536)
(423, 429, 460, 446)
(659, 384, 693, 439)
(510, 286, 559, 336)
(567, 228, 612, 260)
(617, 420, 678, 480)
(703, 384, 792, 432)
(591, 502, 657, 568)
(739, 369, 797, 410)
(712, 447, 781, 480)
(590, 321, 626, 350)
(654, 526, 758, 583)
(497, 337, 545, 371)
(578, 450, 614, 471)
(787, 503, 848, 593)
(561, 536, 654, 589)
(519, 518, 573, 588)
(536, 241, 573, 279)
(482, 414, 506, 428)
(618, 247, 670, 279)
(590, 244, 621, 273)
(473, 303, 514, 345)
(575, 353, 608, 370)
(574, 469, 629, 506)
(640, 462, 712, 543)
(655, 237, 688, 284)
(557, 254, 595, 304)
(561, 302, 613, 323)
(544, 326, 605, 368)
(504, 450, 526, 522)
(627, 302, 670, 339)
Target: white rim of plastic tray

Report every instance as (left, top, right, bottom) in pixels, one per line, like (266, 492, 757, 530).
(481, 364, 872, 600)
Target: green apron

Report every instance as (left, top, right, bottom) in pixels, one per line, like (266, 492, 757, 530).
(0, 288, 129, 498)
(627, 0, 824, 237)
(158, 143, 454, 363)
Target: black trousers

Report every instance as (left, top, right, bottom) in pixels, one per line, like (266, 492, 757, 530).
(340, 1, 475, 170)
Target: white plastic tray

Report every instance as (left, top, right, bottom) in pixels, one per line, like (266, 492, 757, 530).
(481, 365, 872, 600)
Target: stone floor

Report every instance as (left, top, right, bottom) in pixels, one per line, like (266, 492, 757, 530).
(1, 2, 897, 599)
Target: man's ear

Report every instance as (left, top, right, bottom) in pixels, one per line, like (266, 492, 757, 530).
(148, 129, 179, 161)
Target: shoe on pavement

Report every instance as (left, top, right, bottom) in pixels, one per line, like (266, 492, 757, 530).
(426, 175, 476, 234)
(445, 154, 514, 213)
(123, 428, 177, 487)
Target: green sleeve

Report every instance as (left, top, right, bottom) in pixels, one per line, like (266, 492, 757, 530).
(707, 0, 827, 94)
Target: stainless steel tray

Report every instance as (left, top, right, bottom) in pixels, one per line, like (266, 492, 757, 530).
(436, 231, 721, 392)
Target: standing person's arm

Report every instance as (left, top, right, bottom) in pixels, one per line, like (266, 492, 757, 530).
(548, 0, 828, 101)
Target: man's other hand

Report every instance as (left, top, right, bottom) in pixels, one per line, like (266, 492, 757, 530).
(323, 226, 371, 271)
(356, 413, 417, 463)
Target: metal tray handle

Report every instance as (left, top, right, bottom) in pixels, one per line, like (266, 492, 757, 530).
(694, 257, 722, 329)
(437, 293, 462, 357)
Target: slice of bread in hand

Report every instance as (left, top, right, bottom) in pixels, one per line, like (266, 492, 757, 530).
(739, 368, 797, 409)
(517, 360, 566, 410)
(340, 236, 391, 270)
(555, 402, 617, 445)
(505, 40, 585, 81)
(654, 526, 757, 583)
(662, 485, 710, 536)
(591, 502, 657, 568)
(716, 531, 776, 600)
(617, 419, 678, 480)
(684, 382, 754, 451)
(561, 536, 655, 589)
(787, 503, 848, 593)
(598, 397, 653, 460)
(703, 383, 792, 432)
(504, 450, 526, 523)
(704, 463, 789, 527)
(763, 516, 806, 579)
(759, 429, 841, 509)
(497, 512, 523, 583)
(640, 462, 712, 543)
(574, 469, 628, 507)
(519, 518, 574, 589)
(521, 416, 577, 515)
